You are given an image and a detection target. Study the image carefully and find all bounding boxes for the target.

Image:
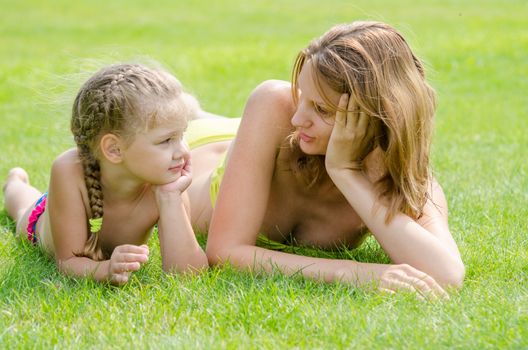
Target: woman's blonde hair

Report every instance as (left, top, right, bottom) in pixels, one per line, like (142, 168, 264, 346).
(71, 63, 198, 260)
(291, 21, 436, 222)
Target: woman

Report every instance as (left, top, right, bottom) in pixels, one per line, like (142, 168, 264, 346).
(187, 21, 464, 296)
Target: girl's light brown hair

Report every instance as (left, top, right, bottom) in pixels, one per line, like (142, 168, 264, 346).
(291, 21, 436, 222)
(71, 63, 198, 260)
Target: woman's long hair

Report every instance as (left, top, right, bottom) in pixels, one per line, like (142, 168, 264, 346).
(291, 21, 436, 222)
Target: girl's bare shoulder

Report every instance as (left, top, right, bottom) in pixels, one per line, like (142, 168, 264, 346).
(50, 148, 85, 184)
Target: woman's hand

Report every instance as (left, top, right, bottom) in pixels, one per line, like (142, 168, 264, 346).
(377, 264, 449, 299)
(338, 262, 448, 299)
(108, 244, 149, 285)
(325, 94, 375, 173)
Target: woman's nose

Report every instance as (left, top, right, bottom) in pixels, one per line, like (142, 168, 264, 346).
(291, 102, 313, 128)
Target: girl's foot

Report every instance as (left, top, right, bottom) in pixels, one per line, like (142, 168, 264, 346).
(3, 167, 29, 193)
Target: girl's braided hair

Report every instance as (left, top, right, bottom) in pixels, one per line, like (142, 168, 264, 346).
(71, 63, 198, 260)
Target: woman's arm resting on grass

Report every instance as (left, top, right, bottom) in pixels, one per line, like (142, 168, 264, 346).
(325, 94, 464, 289)
(328, 169, 464, 289)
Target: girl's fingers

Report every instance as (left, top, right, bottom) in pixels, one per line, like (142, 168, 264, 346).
(116, 244, 150, 255)
(117, 252, 149, 263)
(114, 262, 140, 274)
(111, 272, 129, 285)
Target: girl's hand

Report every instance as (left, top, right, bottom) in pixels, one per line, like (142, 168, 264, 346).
(376, 264, 449, 300)
(152, 157, 193, 199)
(108, 244, 149, 285)
(325, 94, 375, 173)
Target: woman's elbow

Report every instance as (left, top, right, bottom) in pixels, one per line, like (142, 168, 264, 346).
(205, 241, 228, 266)
(439, 260, 466, 290)
(206, 237, 242, 267)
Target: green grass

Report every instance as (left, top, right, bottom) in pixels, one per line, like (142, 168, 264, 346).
(1, 0, 527, 348)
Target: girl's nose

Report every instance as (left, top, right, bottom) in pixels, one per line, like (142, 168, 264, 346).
(173, 140, 190, 159)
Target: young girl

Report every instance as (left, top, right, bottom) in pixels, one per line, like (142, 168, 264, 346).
(3, 63, 208, 285)
(187, 21, 465, 297)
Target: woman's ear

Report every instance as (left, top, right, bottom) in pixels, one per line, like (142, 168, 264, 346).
(99, 133, 123, 163)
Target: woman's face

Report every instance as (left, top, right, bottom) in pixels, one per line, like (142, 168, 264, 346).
(291, 62, 341, 155)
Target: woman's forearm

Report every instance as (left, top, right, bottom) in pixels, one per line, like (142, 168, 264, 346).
(208, 242, 386, 286)
(328, 169, 464, 287)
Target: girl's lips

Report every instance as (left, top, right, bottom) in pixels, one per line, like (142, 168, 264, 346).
(169, 162, 184, 172)
(299, 132, 314, 143)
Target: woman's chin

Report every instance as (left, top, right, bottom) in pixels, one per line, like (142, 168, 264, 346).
(299, 143, 325, 156)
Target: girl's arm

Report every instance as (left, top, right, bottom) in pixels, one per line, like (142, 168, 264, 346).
(153, 160, 208, 273)
(325, 94, 465, 288)
(48, 150, 148, 284)
(206, 81, 447, 297)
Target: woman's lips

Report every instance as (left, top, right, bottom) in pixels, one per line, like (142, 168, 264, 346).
(299, 132, 314, 143)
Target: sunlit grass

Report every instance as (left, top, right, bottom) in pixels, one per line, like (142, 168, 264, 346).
(1, 0, 527, 348)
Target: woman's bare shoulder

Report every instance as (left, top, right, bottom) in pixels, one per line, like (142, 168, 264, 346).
(246, 80, 295, 119)
(241, 80, 296, 142)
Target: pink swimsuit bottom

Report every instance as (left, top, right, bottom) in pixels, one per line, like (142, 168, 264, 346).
(26, 193, 47, 245)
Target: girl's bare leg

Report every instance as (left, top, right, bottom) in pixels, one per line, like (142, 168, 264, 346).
(3, 167, 42, 223)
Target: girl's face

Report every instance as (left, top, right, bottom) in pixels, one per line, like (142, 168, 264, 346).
(120, 117, 190, 185)
(291, 62, 341, 155)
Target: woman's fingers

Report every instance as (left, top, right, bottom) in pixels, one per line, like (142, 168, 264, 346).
(379, 264, 449, 300)
(356, 110, 369, 135)
(418, 274, 450, 300)
(345, 93, 360, 130)
(335, 94, 349, 127)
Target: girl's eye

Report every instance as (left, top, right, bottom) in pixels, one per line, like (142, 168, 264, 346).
(160, 134, 183, 145)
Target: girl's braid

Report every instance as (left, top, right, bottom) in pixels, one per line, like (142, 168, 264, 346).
(71, 68, 132, 260)
(70, 63, 194, 260)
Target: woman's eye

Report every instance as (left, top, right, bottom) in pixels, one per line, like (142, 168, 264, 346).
(314, 103, 331, 117)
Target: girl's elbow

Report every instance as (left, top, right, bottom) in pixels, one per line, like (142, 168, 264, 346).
(193, 253, 210, 272)
(163, 253, 209, 275)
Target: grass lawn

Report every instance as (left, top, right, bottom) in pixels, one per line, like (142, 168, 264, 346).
(1, 0, 527, 348)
